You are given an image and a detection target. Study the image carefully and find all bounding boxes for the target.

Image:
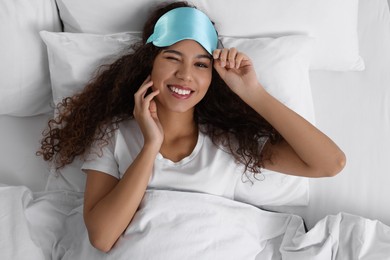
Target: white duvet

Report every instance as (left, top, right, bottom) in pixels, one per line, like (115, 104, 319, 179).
(1, 185, 390, 260)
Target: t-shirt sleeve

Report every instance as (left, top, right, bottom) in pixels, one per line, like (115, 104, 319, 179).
(81, 132, 120, 179)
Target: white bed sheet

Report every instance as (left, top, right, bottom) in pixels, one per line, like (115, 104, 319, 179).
(2, 187, 389, 259)
(0, 0, 389, 232)
(265, 0, 390, 229)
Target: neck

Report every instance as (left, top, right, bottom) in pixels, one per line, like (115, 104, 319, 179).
(157, 108, 198, 141)
(157, 107, 199, 162)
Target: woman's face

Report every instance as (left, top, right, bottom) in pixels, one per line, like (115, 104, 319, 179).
(150, 39, 213, 114)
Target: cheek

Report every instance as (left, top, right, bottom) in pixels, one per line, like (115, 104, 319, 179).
(150, 60, 161, 80)
(150, 64, 167, 89)
(151, 59, 177, 80)
(198, 70, 212, 91)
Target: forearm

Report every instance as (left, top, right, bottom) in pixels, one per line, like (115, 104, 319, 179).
(213, 47, 344, 177)
(248, 85, 345, 176)
(84, 146, 158, 252)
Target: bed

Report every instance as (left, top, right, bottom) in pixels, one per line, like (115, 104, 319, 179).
(1, 0, 390, 259)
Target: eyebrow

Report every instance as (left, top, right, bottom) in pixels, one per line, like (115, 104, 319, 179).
(162, 49, 212, 60)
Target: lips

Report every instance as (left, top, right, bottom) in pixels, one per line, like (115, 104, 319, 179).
(168, 85, 194, 99)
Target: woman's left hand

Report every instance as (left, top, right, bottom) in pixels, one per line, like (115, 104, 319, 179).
(213, 48, 260, 100)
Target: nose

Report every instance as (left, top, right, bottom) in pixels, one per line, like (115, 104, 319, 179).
(175, 63, 193, 82)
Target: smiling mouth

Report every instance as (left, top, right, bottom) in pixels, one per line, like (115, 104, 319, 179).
(168, 85, 194, 98)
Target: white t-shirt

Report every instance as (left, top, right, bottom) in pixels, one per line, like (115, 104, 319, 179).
(82, 119, 266, 200)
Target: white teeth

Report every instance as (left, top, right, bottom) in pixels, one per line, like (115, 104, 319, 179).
(169, 86, 191, 95)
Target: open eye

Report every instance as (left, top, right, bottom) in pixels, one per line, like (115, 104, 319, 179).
(195, 62, 209, 68)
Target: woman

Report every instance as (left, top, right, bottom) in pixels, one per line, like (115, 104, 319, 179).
(38, 1, 345, 253)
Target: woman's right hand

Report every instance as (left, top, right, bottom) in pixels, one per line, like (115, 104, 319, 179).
(133, 76, 164, 152)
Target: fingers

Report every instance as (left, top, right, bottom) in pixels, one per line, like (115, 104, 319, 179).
(133, 76, 164, 148)
(213, 48, 248, 69)
(134, 75, 159, 102)
(133, 75, 159, 117)
(144, 89, 160, 105)
(134, 75, 153, 99)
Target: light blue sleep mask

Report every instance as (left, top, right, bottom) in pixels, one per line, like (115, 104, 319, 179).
(146, 7, 218, 55)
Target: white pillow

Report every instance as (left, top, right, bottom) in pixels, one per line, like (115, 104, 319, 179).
(0, 0, 61, 116)
(40, 31, 140, 192)
(221, 36, 316, 125)
(55, 0, 363, 71)
(40, 31, 140, 104)
(221, 36, 313, 206)
(41, 31, 313, 206)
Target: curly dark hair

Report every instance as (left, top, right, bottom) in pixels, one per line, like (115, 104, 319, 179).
(37, 1, 281, 177)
